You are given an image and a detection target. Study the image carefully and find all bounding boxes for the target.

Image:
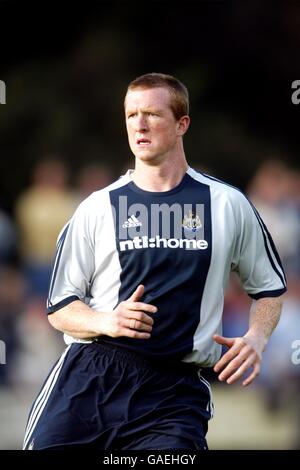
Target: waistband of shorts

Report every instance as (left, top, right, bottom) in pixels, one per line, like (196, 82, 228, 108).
(90, 339, 200, 376)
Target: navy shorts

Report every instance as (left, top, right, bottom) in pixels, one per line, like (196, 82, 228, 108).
(23, 341, 213, 450)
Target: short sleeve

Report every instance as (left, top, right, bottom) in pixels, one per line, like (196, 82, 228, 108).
(231, 193, 287, 299)
(47, 198, 96, 313)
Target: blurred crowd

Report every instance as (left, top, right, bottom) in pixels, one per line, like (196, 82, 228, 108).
(0, 157, 299, 446)
(0, 157, 114, 388)
(223, 159, 300, 447)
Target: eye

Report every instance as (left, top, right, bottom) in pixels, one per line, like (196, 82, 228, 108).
(127, 113, 136, 119)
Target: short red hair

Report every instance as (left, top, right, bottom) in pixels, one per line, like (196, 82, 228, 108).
(126, 72, 189, 120)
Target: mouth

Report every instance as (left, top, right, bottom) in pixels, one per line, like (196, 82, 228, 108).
(136, 138, 151, 146)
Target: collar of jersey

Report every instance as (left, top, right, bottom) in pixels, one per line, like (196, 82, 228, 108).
(125, 168, 191, 197)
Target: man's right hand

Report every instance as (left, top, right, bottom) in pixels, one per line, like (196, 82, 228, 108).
(98, 284, 157, 339)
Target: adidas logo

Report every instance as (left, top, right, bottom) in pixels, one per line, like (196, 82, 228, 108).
(122, 215, 142, 228)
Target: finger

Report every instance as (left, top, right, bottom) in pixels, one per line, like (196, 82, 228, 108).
(242, 363, 261, 387)
(126, 318, 153, 333)
(128, 285, 145, 302)
(225, 354, 257, 385)
(214, 343, 243, 373)
(217, 346, 253, 381)
(122, 328, 151, 340)
(213, 334, 235, 348)
(125, 311, 155, 326)
(127, 301, 157, 314)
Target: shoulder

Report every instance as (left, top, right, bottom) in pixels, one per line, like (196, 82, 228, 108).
(187, 168, 257, 228)
(187, 167, 250, 207)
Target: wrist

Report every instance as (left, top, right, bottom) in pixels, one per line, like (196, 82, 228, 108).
(86, 310, 108, 337)
(243, 329, 268, 351)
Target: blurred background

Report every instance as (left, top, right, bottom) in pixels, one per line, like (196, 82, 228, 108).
(0, 0, 299, 449)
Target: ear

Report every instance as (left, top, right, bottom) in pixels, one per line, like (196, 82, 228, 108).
(176, 115, 190, 136)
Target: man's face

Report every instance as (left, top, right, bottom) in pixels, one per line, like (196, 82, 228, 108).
(125, 87, 183, 163)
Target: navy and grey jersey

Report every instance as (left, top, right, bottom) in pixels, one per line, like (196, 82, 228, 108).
(47, 167, 287, 367)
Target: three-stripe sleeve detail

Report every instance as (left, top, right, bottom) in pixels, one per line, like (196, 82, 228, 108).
(201, 173, 287, 290)
(47, 223, 70, 309)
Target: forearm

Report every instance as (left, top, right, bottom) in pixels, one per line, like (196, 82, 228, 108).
(48, 300, 104, 339)
(245, 296, 284, 347)
(48, 288, 156, 341)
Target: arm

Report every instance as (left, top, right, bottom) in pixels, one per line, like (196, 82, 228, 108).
(48, 284, 157, 340)
(213, 295, 283, 386)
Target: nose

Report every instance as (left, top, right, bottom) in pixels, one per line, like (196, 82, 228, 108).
(135, 113, 148, 132)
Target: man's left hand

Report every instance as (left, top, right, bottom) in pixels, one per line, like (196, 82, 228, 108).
(212, 333, 267, 386)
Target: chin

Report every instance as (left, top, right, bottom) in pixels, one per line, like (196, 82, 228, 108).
(135, 152, 157, 162)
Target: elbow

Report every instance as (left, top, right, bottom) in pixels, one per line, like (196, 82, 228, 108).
(48, 311, 62, 331)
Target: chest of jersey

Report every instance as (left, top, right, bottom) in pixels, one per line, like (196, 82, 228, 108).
(108, 177, 212, 304)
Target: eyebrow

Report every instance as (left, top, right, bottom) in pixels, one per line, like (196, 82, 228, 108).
(126, 107, 163, 115)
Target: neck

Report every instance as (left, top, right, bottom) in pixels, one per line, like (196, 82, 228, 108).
(131, 148, 189, 192)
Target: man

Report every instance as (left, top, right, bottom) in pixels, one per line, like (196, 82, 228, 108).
(23, 73, 286, 450)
